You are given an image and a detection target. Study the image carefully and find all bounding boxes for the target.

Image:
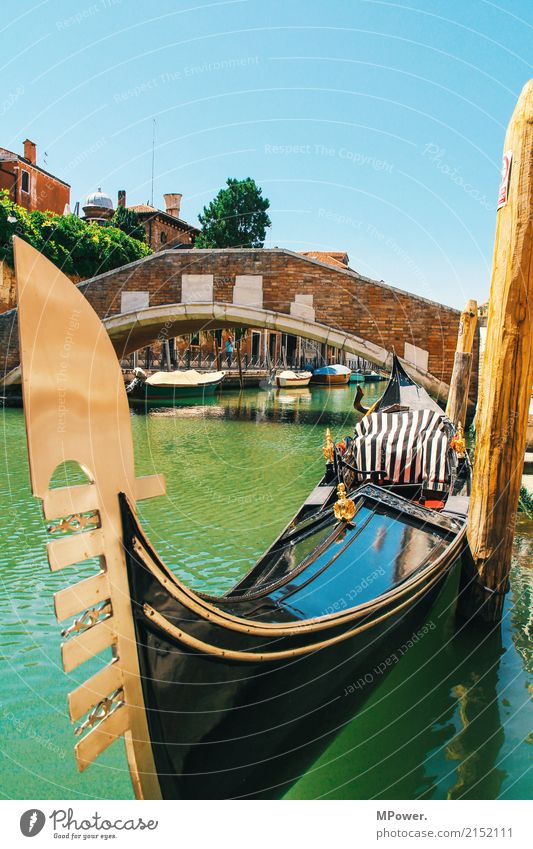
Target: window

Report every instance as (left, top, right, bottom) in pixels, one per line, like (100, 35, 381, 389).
(160, 231, 167, 244)
(21, 171, 30, 193)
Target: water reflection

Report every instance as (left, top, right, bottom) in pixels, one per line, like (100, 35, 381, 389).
(286, 576, 513, 800)
(0, 387, 531, 801)
(445, 625, 506, 800)
(130, 384, 381, 429)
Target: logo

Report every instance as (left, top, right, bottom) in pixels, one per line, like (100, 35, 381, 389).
(20, 810, 46, 837)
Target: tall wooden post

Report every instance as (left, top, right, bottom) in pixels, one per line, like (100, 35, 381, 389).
(236, 341, 244, 389)
(445, 299, 478, 427)
(463, 80, 533, 622)
(163, 340, 172, 371)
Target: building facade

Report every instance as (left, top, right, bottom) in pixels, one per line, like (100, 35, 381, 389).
(0, 139, 70, 214)
(126, 192, 199, 251)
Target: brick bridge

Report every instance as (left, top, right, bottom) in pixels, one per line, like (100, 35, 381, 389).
(0, 248, 476, 401)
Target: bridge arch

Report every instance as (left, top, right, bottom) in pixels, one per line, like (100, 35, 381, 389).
(105, 302, 449, 400)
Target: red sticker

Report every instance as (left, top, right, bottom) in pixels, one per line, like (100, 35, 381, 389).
(497, 150, 513, 209)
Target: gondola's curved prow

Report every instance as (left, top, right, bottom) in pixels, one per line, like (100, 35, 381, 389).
(13, 238, 164, 799)
(355, 353, 445, 417)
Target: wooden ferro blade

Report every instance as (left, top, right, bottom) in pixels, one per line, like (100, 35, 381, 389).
(14, 237, 164, 799)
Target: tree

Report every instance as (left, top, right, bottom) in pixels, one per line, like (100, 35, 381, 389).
(195, 178, 271, 248)
(111, 205, 146, 243)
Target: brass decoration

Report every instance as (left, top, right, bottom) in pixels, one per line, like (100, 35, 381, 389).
(323, 427, 334, 464)
(333, 483, 356, 522)
(74, 688, 124, 737)
(451, 421, 467, 458)
(61, 602, 111, 638)
(47, 511, 99, 534)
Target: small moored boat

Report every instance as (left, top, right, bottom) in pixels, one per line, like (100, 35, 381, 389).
(311, 363, 351, 385)
(275, 369, 312, 388)
(127, 367, 224, 405)
(362, 369, 387, 383)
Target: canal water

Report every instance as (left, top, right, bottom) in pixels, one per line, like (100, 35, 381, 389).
(0, 385, 531, 800)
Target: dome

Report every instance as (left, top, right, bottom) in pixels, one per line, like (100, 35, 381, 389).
(85, 188, 114, 210)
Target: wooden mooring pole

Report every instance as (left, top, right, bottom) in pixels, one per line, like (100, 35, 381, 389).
(461, 80, 533, 622)
(445, 299, 478, 427)
(236, 341, 244, 390)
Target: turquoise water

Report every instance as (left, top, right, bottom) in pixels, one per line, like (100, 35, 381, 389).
(0, 386, 531, 800)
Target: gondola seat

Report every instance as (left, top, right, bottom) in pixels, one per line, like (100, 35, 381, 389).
(350, 409, 451, 488)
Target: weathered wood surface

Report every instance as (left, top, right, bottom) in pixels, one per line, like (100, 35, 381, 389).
(446, 299, 478, 426)
(464, 80, 533, 622)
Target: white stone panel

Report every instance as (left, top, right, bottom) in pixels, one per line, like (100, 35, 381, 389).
(233, 275, 263, 308)
(290, 293, 315, 322)
(404, 341, 429, 372)
(181, 274, 213, 303)
(120, 291, 149, 313)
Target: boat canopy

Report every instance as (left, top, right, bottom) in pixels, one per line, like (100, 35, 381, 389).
(278, 370, 312, 379)
(145, 369, 225, 387)
(351, 409, 451, 486)
(314, 364, 351, 375)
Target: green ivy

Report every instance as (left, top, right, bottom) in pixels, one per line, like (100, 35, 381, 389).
(0, 189, 151, 277)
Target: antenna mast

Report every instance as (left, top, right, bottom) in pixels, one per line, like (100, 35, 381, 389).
(151, 118, 156, 206)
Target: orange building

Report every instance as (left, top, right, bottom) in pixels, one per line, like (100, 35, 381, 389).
(0, 139, 70, 214)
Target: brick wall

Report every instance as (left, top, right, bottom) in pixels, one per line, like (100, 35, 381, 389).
(0, 249, 478, 395)
(142, 216, 195, 252)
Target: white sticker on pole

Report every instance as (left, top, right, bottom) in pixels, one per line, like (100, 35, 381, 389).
(497, 150, 512, 209)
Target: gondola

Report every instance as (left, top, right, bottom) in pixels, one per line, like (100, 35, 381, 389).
(13, 239, 470, 800)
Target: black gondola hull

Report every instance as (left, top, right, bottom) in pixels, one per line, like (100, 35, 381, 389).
(123, 495, 465, 799)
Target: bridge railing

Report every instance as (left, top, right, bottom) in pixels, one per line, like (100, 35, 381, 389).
(120, 349, 381, 374)
(120, 351, 314, 372)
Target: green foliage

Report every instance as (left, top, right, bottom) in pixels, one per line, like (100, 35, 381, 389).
(518, 485, 533, 517)
(196, 178, 271, 248)
(111, 205, 146, 243)
(0, 190, 151, 276)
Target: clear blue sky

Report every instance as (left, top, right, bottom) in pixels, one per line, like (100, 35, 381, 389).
(3, 0, 532, 307)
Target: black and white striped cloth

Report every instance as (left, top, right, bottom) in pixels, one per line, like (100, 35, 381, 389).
(351, 409, 450, 486)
